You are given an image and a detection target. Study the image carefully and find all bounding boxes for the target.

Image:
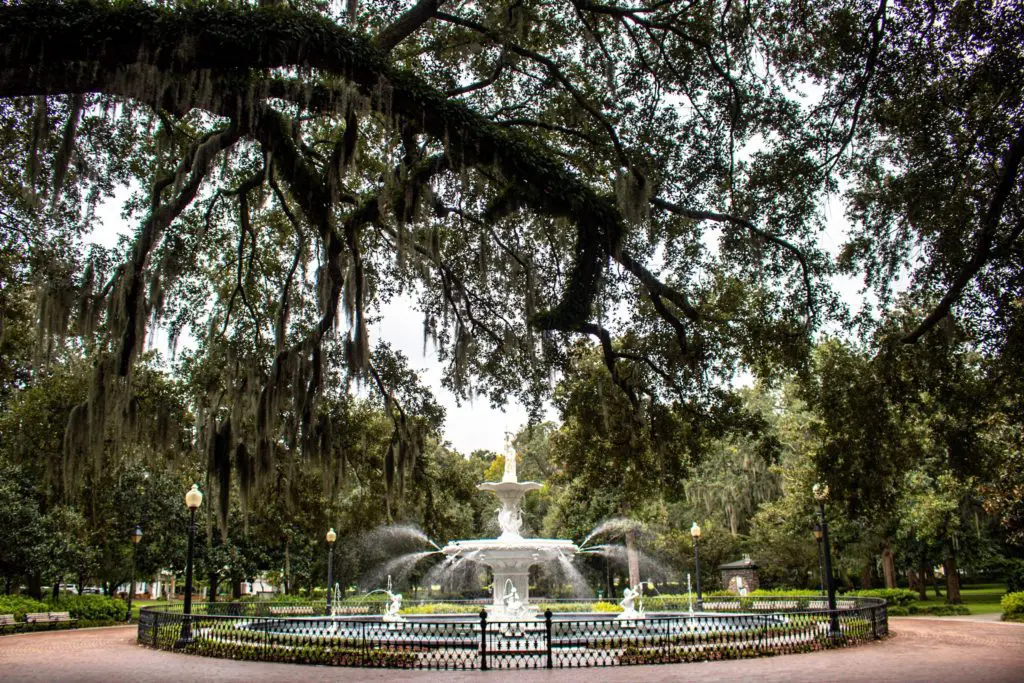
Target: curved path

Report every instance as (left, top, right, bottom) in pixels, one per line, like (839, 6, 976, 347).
(1, 618, 1022, 682)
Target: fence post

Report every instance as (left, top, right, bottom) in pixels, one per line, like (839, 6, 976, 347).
(871, 607, 879, 640)
(545, 609, 553, 669)
(479, 609, 489, 671)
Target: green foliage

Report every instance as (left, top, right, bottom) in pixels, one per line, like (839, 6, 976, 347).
(48, 594, 127, 625)
(1001, 592, 1024, 622)
(1004, 560, 1024, 593)
(398, 602, 479, 615)
(848, 588, 918, 608)
(907, 602, 970, 616)
(0, 595, 47, 621)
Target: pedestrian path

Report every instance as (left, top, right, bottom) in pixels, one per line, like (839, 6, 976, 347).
(1, 618, 1022, 682)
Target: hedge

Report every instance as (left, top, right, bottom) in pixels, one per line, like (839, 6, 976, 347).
(0, 595, 48, 621)
(1001, 591, 1024, 622)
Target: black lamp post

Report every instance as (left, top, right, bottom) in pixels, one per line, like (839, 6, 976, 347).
(813, 483, 840, 638)
(177, 484, 202, 647)
(126, 525, 143, 622)
(325, 528, 337, 615)
(813, 522, 825, 596)
(690, 522, 703, 610)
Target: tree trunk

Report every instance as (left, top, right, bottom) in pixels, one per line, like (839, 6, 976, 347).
(27, 574, 42, 600)
(77, 573, 85, 596)
(284, 540, 290, 595)
(916, 561, 929, 600)
(881, 546, 897, 589)
(232, 580, 242, 600)
(169, 574, 176, 600)
(624, 528, 641, 589)
(840, 567, 855, 590)
(861, 557, 874, 589)
(927, 566, 942, 598)
(943, 554, 962, 604)
(51, 581, 60, 601)
(208, 572, 219, 602)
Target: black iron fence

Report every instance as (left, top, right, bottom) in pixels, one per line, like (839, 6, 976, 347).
(138, 596, 887, 670)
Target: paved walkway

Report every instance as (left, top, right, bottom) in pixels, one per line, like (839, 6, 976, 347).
(1, 618, 1022, 682)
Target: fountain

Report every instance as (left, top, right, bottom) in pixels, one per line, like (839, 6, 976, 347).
(440, 448, 579, 619)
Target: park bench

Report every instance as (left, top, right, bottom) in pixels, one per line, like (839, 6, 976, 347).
(267, 605, 317, 616)
(24, 612, 77, 630)
(0, 614, 23, 633)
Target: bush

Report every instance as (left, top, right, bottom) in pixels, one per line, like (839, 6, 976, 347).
(907, 602, 970, 616)
(399, 602, 480, 615)
(48, 594, 127, 625)
(1001, 591, 1024, 622)
(848, 589, 918, 607)
(0, 595, 48, 621)
(1005, 561, 1024, 593)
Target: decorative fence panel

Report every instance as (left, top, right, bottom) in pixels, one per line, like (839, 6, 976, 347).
(138, 596, 888, 670)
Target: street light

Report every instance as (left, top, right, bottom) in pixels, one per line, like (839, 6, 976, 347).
(126, 525, 143, 622)
(690, 522, 703, 611)
(813, 483, 840, 637)
(177, 484, 202, 647)
(325, 528, 337, 616)
(813, 522, 825, 596)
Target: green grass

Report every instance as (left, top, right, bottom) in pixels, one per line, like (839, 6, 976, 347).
(905, 583, 1006, 616)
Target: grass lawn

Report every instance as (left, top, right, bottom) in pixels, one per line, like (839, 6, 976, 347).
(910, 583, 1006, 616)
(130, 599, 171, 621)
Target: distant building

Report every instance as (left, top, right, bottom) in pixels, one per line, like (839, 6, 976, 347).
(719, 555, 759, 593)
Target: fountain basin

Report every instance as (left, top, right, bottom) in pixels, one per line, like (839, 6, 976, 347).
(440, 538, 579, 618)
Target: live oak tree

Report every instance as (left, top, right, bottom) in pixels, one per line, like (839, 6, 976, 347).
(1, 0, 1021, 525)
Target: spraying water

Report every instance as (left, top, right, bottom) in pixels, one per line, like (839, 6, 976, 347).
(579, 517, 644, 550)
(362, 524, 441, 551)
(580, 543, 676, 581)
(553, 554, 594, 599)
(361, 550, 439, 590)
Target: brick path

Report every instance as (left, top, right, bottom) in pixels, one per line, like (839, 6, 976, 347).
(1, 618, 1022, 682)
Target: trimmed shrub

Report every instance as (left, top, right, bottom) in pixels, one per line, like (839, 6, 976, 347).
(48, 594, 127, 626)
(0, 595, 48, 621)
(848, 588, 918, 607)
(907, 602, 970, 616)
(1001, 591, 1024, 622)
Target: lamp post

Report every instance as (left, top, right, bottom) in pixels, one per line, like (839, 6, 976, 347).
(813, 484, 840, 637)
(178, 484, 202, 647)
(325, 528, 337, 615)
(813, 522, 825, 596)
(690, 522, 703, 611)
(126, 525, 143, 622)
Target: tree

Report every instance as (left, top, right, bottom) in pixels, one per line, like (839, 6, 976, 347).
(1, 0, 1021, 546)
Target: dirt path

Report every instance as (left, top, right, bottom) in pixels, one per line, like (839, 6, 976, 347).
(1, 618, 1022, 682)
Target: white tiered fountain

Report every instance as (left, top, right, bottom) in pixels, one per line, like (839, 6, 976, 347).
(440, 451, 578, 620)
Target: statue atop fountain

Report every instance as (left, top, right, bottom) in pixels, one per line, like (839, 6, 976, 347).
(440, 448, 578, 620)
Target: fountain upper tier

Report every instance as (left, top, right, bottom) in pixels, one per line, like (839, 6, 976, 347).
(440, 450, 578, 616)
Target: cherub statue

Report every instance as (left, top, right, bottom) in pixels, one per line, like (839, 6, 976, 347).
(504, 584, 522, 612)
(617, 584, 644, 620)
(382, 575, 406, 623)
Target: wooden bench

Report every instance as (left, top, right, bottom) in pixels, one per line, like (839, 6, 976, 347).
(24, 612, 77, 629)
(0, 614, 23, 634)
